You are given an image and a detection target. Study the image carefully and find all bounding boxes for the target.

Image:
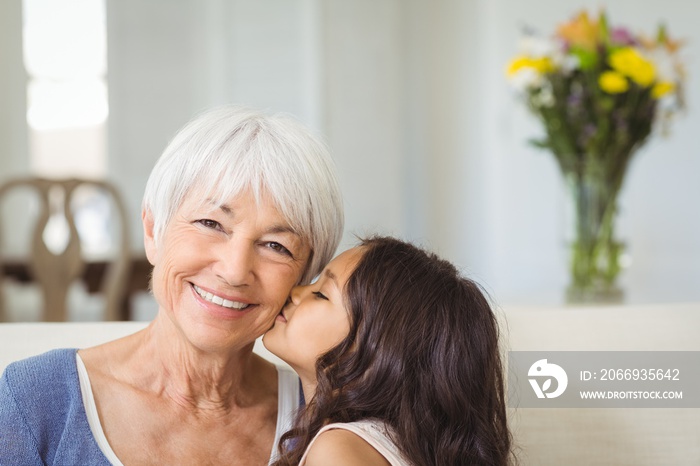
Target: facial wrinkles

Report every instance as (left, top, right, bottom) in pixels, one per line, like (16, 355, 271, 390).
(164, 192, 308, 320)
(155, 224, 200, 312)
(219, 226, 308, 327)
(216, 202, 308, 270)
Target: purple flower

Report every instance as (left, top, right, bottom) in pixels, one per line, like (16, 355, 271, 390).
(610, 27, 637, 46)
(558, 38, 572, 54)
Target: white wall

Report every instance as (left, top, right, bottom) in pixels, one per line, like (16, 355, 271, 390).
(106, 0, 203, 252)
(0, 0, 28, 180)
(323, 0, 405, 247)
(0, 1, 32, 259)
(107, 0, 327, 252)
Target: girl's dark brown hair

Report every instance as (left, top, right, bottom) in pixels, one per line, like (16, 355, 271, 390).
(272, 236, 513, 465)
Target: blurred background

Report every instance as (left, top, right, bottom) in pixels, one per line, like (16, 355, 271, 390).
(0, 0, 698, 321)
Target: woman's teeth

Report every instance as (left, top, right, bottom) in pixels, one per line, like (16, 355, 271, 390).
(193, 285, 249, 310)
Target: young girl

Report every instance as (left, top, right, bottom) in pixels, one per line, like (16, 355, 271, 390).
(263, 236, 512, 465)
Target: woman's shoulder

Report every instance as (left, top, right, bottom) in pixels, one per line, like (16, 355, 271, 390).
(1, 349, 79, 424)
(1, 348, 80, 408)
(302, 420, 407, 466)
(2, 348, 78, 388)
(0, 349, 109, 464)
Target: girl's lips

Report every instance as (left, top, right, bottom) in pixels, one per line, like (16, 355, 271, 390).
(275, 311, 287, 323)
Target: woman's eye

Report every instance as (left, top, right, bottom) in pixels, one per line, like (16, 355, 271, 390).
(267, 241, 292, 257)
(312, 291, 328, 300)
(196, 219, 222, 230)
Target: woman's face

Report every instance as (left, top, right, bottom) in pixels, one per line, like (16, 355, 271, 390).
(263, 247, 364, 378)
(144, 189, 310, 352)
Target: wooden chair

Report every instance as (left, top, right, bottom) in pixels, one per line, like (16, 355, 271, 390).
(0, 178, 131, 321)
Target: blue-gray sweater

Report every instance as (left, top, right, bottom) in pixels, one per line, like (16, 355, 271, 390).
(0, 349, 110, 465)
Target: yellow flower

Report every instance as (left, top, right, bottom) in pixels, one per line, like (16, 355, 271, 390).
(652, 81, 676, 98)
(599, 71, 629, 94)
(506, 56, 554, 77)
(609, 47, 656, 87)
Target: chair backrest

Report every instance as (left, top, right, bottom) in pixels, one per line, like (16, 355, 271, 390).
(0, 177, 130, 321)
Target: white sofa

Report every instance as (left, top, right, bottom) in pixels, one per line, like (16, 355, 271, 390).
(502, 302, 700, 466)
(0, 321, 288, 370)
(1, 302, 699, 465)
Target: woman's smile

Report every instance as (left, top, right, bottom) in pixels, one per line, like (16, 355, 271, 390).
(190, 283, 257, 321)
(192, 283, 251, 310)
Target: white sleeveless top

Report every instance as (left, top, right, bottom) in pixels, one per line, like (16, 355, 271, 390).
(76, 354, 300, 466)
(299, 419, 410, 465)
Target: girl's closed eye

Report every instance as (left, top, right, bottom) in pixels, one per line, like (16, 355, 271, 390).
(312, 291, 328, 300)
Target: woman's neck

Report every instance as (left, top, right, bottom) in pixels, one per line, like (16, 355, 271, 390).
(121, 316, 272, 413)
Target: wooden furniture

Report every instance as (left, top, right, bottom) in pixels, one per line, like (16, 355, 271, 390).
(0, 178, 131, 321)
(1, 255, 152, 321)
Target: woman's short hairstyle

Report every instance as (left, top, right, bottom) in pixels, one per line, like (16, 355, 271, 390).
(142, 106, 344, 284)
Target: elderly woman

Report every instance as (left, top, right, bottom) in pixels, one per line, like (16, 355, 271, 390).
(0, 106, 344, 465)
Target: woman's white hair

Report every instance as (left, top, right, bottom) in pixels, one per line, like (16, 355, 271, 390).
(142, 105, 344, 284)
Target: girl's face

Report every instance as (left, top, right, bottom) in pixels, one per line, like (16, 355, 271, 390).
(263, 247, 364, 379)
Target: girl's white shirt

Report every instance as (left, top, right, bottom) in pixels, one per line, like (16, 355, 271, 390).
(299, 419, 410, 466)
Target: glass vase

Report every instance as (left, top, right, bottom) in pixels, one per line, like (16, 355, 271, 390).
(565, 172, 625, 304)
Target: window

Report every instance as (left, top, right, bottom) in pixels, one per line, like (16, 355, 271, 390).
(23, 0, 108, 178)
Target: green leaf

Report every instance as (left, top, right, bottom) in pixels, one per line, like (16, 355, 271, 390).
(657, 23, 667, 44)
(529, 138, 550, 149)
(571, 47, 598, 70)
(598, 11, 610, 45)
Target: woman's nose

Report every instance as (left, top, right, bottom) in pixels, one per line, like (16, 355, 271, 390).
(213, 240, 255, 286)
(289, 284, 306, 304)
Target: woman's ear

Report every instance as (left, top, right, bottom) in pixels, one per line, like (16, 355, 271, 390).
(142, 208, 157, 265)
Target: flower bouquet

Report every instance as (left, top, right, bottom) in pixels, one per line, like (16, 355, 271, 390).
(506, 10, 686, 302)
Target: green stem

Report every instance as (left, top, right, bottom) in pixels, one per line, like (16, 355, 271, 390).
(567, 169, 624, 299)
